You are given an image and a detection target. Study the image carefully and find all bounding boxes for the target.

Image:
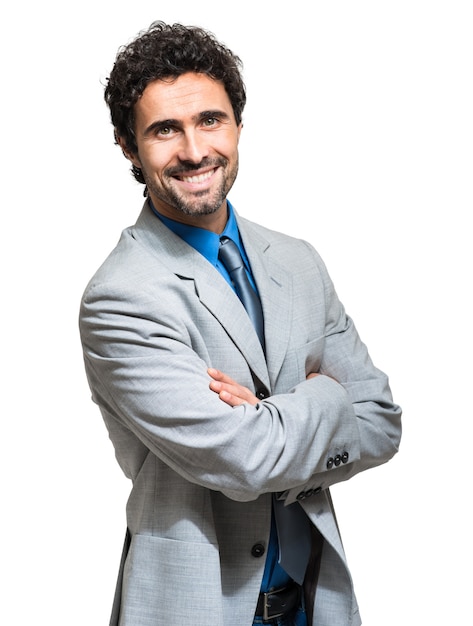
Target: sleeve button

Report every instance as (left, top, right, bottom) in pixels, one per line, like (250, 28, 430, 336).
(341, 451, 349, 463)
(326, 457, 334, 469)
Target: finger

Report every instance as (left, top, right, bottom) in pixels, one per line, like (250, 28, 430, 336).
(209, 379, 259, 406)
(207, 368, 237, 385)
(218, 389, 246, 407)
(209, 379, 245, 398)
(208, 379, 245, 406)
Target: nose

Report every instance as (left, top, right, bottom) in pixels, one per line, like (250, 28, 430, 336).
(177, 129, 210, 164)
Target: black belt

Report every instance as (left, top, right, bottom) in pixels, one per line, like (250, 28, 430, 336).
(255, 581, 302, 622)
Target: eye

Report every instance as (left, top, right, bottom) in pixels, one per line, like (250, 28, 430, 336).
(157, 126, 172, 136)
(203, 117, 217, 127)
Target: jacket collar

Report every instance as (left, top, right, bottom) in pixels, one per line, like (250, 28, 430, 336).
(132, 202, 292, 391)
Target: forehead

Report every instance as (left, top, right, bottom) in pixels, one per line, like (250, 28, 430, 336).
(135, 72, 234, 124)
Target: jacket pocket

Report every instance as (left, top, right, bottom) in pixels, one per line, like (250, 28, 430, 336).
(120, 534, 224, 626)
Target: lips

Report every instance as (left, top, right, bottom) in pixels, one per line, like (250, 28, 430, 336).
(180, 169, 215, 184)
(167, 158, 226, 185)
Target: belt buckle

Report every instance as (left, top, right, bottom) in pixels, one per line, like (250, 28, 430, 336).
(263, 586, 286, 622)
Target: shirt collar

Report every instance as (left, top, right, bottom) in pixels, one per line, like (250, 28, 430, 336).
(149, 199, 242, 267)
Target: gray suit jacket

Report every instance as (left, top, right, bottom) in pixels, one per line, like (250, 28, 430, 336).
(79, 202, 401, 626)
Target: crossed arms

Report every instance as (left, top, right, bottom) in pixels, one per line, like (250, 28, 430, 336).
(209, 368, 319, 406)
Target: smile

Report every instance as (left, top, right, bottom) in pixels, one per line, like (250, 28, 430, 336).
(179, 169, 216, 184)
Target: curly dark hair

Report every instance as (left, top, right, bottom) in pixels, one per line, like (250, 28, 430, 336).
(104, 21, 247, 184)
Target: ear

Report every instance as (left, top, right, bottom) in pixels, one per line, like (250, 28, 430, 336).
(116, 133, 141, 168)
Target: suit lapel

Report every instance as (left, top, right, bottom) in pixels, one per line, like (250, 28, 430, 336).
(237, 218, 293, 390)
(194, 272, 269, 385)
(133, 203, 270, 387)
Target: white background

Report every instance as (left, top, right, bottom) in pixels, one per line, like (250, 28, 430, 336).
(2, 1, 471, 624)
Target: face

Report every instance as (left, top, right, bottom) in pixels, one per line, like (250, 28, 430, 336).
(122, 72, 242, 232)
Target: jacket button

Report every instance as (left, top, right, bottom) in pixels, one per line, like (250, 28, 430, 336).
(326, 457, 334, 469)
(251, 543, 265, 558)
(256, 389, 268, 400)
(334, 454, 342, 466)
(296, 491, 306, 500)
(342, 451, 349, 463)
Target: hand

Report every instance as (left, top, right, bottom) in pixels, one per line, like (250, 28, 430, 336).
(208, 368, 259, 407)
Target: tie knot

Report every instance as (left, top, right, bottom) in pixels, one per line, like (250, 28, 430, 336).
(218, 237, 244, 273)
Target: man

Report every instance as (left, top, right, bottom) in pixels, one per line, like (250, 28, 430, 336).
(79, 21, 402, 626)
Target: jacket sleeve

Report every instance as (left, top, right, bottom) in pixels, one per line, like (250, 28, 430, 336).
(281, 315, 402, 505)
(79, 240, 401, 503)
(277, 240, 402, 504)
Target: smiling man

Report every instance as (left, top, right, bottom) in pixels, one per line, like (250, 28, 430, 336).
(120, 72, 241, 230)
(79, 21, 402, 626)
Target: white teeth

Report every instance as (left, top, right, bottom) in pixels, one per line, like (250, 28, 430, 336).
(182, 170, 213, 184)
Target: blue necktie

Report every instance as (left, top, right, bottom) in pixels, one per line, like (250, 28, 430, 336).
(218, 237, 265, 349)
(218, 236, 311, 584)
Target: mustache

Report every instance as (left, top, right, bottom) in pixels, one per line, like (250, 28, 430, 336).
(165, 157, 227, 177)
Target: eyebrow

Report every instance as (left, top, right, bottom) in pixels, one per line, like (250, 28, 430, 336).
(143, 110, 231, 137)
